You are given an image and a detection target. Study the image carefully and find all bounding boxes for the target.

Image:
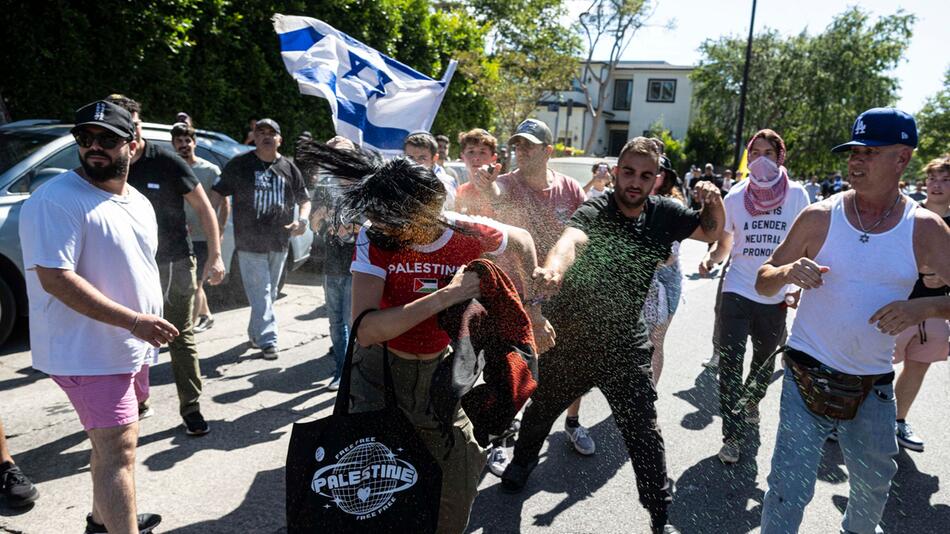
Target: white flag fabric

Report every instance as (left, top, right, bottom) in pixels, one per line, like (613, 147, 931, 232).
(273, 14, 457, 156)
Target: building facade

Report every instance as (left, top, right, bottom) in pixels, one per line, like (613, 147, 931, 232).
(535, 60, 694, 157)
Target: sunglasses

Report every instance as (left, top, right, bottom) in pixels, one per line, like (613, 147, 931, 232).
(74, 130, 130, 150)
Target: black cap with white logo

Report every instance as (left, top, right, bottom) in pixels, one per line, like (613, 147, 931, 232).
(71, 100, 135, 140)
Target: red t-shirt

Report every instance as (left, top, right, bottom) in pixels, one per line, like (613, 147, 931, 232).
(350, 213, 508, 354)
(494, 170, 587, 259)
(455, 182, 496, 218)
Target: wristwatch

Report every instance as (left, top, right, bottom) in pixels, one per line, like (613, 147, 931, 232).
(297, 217, 308, 227)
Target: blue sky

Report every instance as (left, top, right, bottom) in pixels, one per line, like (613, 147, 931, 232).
(568, 0, 947, 113)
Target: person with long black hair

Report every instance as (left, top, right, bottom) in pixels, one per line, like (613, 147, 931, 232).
(295, 141, 551, 534)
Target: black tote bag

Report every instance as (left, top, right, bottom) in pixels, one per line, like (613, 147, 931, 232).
(286, 310, 442, 533)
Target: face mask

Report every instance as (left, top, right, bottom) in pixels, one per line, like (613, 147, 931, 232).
(748, 156, 780, 185)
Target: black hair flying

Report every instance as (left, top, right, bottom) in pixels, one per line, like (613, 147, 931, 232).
(294, 141, 458, 250)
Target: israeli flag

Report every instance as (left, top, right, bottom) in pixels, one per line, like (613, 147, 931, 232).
(274, 14, 457, 156)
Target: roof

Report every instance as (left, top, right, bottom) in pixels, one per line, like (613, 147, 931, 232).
(583, 60, 694, 71)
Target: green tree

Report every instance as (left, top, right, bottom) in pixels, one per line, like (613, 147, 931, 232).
(0, 0, 493, 152)
(466, 0, 581, 138)
(689, 7, 914, 175)
(646, 119, 685, 172)
(915, 66, 950, 165)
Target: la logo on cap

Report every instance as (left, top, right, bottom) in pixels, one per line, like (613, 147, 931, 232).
(854, 117, 867, 135)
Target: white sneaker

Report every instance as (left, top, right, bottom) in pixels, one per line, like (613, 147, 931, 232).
(565, 423, 596, 455)
(702, 354, 720, 369)
(896, 421, 924, 452)
(327, 377, 341, 391)
(487, 445, 510, 477)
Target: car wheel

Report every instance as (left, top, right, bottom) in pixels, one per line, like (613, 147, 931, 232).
(0, 277, 17, 347)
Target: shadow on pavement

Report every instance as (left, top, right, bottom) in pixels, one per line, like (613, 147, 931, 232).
(466, 417, 630, 533)
(141, 390, 334, 472)
(673, 367, 720, 431)
(294, 303, 325, 322)
(670, 430, 763, 533)
(0, 365, 45, 392)
(827, 448, 950, 533)
(10, 429, 90, 486)
(162, 466, 287, 534)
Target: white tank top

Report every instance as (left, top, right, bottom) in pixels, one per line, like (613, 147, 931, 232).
(788, 193, 918, 375)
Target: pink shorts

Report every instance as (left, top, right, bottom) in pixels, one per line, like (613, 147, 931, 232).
(893, 319, 950, 365)
(51, 365, 150, 431)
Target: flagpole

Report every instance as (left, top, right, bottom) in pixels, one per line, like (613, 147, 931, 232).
(732, 0, 757, 172)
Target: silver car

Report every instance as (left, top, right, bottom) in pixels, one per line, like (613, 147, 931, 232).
(0, 121, 314, 347)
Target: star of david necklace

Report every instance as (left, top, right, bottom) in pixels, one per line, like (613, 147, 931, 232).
(852, 192, 902, 243)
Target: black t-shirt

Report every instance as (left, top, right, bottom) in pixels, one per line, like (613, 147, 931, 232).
(908, 210, 950, 299)
(213, 152, 309, 253)
(546, 194, 701, 352)
(127, 141, 199, 263)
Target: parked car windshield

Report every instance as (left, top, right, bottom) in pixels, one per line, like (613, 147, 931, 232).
(0, 130, 63, 175)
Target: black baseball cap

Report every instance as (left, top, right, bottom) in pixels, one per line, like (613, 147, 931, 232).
(659, 156, 681, 186)
(255, 118, 281, 135)
(831, 107, 918, 153)
(71, 100, 135, 140)
(508, 119, 553, 146)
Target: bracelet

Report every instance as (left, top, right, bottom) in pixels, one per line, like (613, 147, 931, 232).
(130, 314, 140, 333)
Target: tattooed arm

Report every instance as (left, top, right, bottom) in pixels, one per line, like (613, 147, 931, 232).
(687, 180, 725, 243)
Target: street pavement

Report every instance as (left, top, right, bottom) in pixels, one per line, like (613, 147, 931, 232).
(1, 240, 947, 533)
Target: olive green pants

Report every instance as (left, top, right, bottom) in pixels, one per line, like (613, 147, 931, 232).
(349, 347, 485, 534)
(157, 256, 202, 417)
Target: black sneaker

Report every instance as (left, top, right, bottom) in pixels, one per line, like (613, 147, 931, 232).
(85, 512, 162, 533)
(0, 461, 39, 507)
(138, 402, 155, 420)
(500, 460, 537, 494)
(183, 411, 210, 436)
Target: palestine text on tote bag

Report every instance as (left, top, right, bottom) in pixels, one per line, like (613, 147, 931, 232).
(286, 310, 442, 533)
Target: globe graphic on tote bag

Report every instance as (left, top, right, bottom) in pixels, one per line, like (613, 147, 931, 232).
(311, 438, 419, 517)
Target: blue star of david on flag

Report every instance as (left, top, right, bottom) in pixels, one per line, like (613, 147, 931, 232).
(274, 14, 457, 156)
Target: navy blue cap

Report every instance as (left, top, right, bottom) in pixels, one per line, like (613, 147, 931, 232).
(831, 107, 917, 153)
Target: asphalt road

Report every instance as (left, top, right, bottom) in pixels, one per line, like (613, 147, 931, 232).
(1, 240, 947, 533)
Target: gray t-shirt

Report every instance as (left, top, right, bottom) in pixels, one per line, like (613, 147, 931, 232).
(184, 156, 222, 242)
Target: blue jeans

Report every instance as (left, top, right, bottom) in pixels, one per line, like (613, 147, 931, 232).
(324, 274, 352, 380)
(761, 367, 898, 534)
(238, 250, 287, 349)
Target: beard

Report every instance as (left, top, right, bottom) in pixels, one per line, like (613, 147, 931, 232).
(81, 150, 130, 183)
(614, 188, 647, 211)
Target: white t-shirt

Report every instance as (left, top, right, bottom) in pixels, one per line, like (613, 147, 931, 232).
(587, 187, 609, 200)
(722, 179, 810, 304)
(434, 165, 458, 211)
(184, 156, 221, 241)
(20, 171, 163, 376)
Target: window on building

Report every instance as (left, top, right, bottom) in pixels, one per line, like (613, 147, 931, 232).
(613, 79, 632, 110)
(647, 79, 676, 103)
